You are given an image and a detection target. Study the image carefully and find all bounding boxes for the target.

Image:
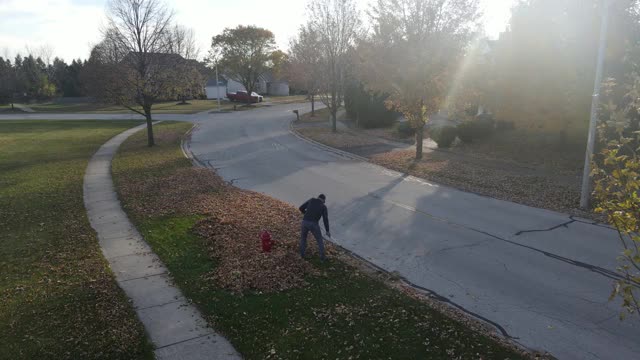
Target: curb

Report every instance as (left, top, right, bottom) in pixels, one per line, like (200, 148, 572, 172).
(181, 123, 207, 168)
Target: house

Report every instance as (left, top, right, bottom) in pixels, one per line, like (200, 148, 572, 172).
(205, 77, 228, 100)
(259, 72, 289, 96)
(205, 71, 290, 99)
(226, 77, 246, 94)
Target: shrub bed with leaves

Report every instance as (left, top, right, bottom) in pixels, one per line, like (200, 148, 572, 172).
(112, 122, 532, 360)
(429, 125, 458, 148)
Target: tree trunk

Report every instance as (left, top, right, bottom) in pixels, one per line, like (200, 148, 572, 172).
(415, 99, 426, 160)
(311, 95, 315, 117)
(331, 108, 337, 133)
(415, 124, 424, 160)
(331, 91, 338, 133)
(144, 107, 155, 147)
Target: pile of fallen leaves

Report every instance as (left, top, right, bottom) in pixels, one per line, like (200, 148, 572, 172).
(192, 185, 329, 293)
(117, 153, 329, 293)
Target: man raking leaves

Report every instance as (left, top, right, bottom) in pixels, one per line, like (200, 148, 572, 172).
(299, 194, 330, 261)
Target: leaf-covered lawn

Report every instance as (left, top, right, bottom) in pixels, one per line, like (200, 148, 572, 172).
(0, 121, 154, 359)
(297, 107, 331, 123)
(112, 122, 529, 360)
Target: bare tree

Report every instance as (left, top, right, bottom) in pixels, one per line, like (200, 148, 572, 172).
(307, 0, 362, 132)
(359, 0, 480, 159)
(91, 0, 178, 146)
(25, 44, 54, 65)
(288, 25, 322, 116)
(169, 25, 199, 60)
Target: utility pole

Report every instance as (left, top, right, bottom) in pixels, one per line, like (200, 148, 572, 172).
(215, 60, 221, 112)
(580, 0, 610, 209)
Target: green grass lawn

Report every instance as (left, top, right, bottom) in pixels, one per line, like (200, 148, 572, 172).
(25, 102, 129, 113)
(18, 96, 309, 115)
(0, 121, 154, 359)
(111, 122, 528, 360)
(23, 100, 231, 114)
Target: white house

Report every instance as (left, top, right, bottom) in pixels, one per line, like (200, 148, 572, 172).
(259, 72, 289, 96)
(267, 82, 289, 96)
(205, 72, 289, 99)
(205, 78, 227, 100)
(226, 78, 246, 94)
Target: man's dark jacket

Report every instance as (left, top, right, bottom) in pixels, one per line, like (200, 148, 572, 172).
(299, 198, 330, 233)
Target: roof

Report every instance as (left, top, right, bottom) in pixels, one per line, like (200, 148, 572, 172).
(259, 72, 274, 82)
(206, 77, 228, 86)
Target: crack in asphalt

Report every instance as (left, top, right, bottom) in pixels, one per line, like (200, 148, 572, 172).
(364, 190, 634, 285)
(478, 228, 636, 286)
(515, 216, 614, 236)
(515, 219, 577, 236)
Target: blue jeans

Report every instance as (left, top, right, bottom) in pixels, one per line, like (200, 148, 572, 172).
(300, 220, 325, 259)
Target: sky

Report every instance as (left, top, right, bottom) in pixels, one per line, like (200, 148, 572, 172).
(0, 0, 515, 63)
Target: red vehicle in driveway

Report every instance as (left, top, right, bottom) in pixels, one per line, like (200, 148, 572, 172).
(226, 91, 264, 103)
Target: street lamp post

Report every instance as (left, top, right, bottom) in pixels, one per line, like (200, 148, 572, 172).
(580, 0, 611, 209)
(215, 60, 221, 112)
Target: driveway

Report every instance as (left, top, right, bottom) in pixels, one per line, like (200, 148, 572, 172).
(187, 103, 640, 360)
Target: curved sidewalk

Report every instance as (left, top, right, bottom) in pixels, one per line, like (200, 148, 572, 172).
(83, 123, 241, 360)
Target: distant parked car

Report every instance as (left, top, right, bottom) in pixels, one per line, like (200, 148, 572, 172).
(226, 91, 263, 103)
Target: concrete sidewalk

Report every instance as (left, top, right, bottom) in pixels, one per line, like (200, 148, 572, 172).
(83, 123, 241, 360)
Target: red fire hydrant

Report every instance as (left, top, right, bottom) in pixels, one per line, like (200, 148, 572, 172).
(260, 230, 273, 252)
